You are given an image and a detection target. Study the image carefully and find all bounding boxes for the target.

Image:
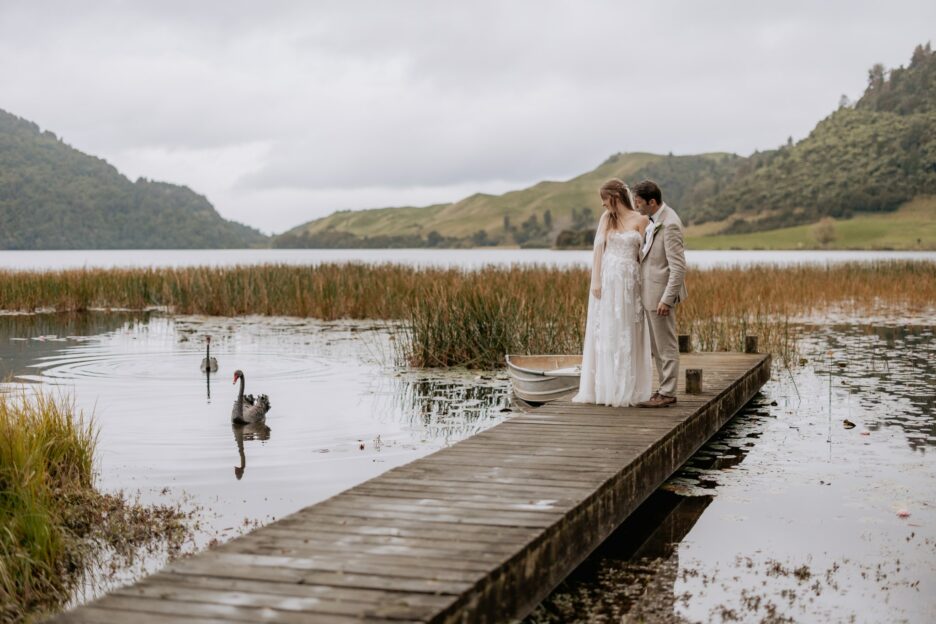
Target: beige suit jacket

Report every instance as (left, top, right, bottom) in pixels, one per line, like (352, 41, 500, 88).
(639, 204, 688, 310)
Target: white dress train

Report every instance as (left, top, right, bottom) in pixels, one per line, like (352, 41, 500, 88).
(572, 229, 653, 407)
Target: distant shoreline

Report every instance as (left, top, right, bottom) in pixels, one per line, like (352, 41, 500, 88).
(0, 248, 933, 275)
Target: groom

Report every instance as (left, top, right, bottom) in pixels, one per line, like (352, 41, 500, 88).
(632, 180, 688, 408)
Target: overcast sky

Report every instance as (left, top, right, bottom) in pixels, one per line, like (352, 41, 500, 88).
(1, 1, 933, 233)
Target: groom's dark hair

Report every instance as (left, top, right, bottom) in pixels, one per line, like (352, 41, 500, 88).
(633, 180, 663, 206)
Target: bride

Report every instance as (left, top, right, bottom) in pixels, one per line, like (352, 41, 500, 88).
(572, 179, 653, 407)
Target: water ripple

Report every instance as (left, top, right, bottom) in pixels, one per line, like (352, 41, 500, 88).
(29, 347, 338, 384)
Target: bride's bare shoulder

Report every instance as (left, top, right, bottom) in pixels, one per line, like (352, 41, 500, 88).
(624, 213, 649, 234)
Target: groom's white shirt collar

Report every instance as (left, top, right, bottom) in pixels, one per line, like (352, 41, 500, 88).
(641, 203, 668, 258)
(648, 203, 667, 223)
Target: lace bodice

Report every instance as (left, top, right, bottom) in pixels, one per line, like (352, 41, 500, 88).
(600, 229, 644, 322)
(604, 230, 643, 263)
(588, 220, 644, 293)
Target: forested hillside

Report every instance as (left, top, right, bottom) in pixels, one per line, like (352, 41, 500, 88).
(0, 109, 267, 249)
(697, 43, 936, 232)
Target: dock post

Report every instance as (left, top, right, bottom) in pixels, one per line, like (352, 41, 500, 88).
(686, 368, 703, 394)
(678, 334, 692, 353)
(745, 335, 759, 353)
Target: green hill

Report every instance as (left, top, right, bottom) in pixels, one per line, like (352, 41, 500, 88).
(276, 152, 746, 248)
(0, 109, 267, 249)
(687, 196, 936, 250)
(277, 42, 936, 249)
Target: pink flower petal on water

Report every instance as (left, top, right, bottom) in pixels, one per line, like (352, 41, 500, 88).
(860, 430, 870, 436)
(897, 509, 910, 518)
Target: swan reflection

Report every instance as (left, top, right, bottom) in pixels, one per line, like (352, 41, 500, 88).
(232, 421, 271, 481)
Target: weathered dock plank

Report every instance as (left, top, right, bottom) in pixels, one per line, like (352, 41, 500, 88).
(51, 352, 770, 623)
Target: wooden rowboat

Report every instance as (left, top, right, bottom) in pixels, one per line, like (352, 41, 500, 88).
(505, 354, 582, 405)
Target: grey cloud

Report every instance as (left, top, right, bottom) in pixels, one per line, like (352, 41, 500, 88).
(1, 0, 934, 230)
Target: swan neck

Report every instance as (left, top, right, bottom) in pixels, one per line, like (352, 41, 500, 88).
(237, 374, 245, 403)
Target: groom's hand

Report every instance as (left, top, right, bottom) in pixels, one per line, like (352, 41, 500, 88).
(656, 302, 671, 316)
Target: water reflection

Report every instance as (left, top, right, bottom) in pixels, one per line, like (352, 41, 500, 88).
(0, 310, 147, 337)
(232, 422, 271, 481)
(371, 370, 513, 443)
(803, 323, 935, 452)
(0, 311, 150, 381)
(527, 396, 770, 623)
(662, 399, 774, 497)
(533, 491, 715, 623)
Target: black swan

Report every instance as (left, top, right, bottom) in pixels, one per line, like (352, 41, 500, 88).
(231, 369, 271, 424)
(200, 336, 219, 373)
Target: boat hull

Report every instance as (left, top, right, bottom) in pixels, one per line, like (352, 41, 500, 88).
(505, 354, 582, 404)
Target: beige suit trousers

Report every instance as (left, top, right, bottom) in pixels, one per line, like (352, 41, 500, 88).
(640, 204, 686, 398)
(646, 308, 679, 397)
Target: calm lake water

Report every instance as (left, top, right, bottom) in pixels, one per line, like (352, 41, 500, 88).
(1, 248, 934, 271)
(2, 311, 934, 621)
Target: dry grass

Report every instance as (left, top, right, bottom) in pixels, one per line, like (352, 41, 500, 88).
(1, 261, 933, 368)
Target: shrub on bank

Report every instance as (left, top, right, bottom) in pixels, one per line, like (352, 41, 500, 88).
(0, 391, 96, 618)
(0, 391, 192, 622)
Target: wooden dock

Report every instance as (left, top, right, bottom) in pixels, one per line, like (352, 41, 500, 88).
(54, 352, 770, 624)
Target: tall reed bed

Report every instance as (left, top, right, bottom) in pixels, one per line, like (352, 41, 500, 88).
(399, 262, 936, 368)
(404, 267, 585, 367)
(1, 261, 933, 368)
(0, 264, 422, 318)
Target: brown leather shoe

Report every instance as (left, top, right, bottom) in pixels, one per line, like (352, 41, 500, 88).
(638, 393, 677, 408)
(637, 393, 658, 407)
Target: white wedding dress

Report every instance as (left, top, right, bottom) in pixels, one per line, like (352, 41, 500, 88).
(573, 229, 653, 407)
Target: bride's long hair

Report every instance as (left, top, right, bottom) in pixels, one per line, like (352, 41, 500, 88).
(599, 178, 635, 231)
